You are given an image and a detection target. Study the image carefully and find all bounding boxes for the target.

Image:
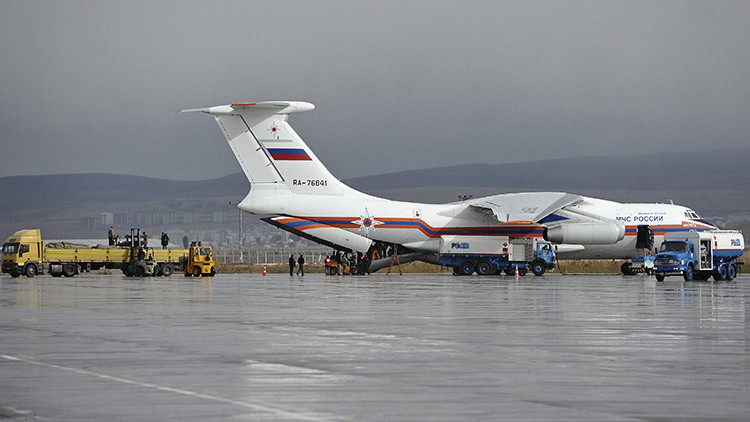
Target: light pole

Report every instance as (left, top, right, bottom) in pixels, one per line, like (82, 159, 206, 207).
(229, 201, 243, 263)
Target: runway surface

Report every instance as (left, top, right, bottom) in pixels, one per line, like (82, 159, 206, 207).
(1, 272, 748, 421)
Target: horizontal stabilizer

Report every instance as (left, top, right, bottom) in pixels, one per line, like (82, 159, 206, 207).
(180, 101, 315, 117)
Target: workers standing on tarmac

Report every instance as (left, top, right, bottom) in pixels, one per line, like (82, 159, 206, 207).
(142, 232, 148, 248)
(288, 254, 295, 276)
(324, 255, 332, 275)
(297, 254, 305, 276)
(340, 253, 349, 276)
(108, 226, 115, 246)
(161, 232, 169, 249)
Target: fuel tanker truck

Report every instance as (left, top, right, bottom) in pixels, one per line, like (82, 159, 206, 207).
(652, 230, 744, 281)
(1, 229, 215, 278)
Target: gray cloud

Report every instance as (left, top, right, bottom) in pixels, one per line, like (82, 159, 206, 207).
(1, 1, 748, 180)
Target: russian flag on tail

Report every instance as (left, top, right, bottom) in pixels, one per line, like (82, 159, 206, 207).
(267, 148, 312, 161)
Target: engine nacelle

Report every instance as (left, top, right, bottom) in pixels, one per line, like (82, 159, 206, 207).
(544, 221, 625, 245)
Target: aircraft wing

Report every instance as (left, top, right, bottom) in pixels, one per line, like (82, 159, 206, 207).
(461, 192, 625, 244)
(463, 192, 583, 223)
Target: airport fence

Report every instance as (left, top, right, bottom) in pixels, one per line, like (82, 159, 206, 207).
(214, 246, 332, 265)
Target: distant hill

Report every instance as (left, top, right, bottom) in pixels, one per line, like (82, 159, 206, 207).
(0, 148, 747, 237)
(345, 148, 750, 192)
(343, 148, 750, 218)
(0, 173, 249, 213)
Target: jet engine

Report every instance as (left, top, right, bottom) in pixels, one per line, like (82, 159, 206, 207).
(544, 221, 625, 245)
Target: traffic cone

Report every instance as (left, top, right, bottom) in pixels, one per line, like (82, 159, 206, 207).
(262, 265, 267, 277)
(514, 264, 519, 277)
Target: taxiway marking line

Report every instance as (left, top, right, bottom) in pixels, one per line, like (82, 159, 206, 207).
(1, 353, 354, 422)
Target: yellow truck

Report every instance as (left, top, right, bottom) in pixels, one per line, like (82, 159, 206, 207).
(1, 229, 215, 278)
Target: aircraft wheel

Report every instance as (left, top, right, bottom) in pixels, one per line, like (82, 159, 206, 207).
(620, 262, 634, 276)
(460, 261, 474, 276)
(531, 259, 546, 276)
(476, 261, 493, 276)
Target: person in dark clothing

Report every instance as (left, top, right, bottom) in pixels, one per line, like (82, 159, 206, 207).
(288, 254, 295, 276)
(297, 254, 305, 276)
(161, 232, 169, 249)
(108, 226, 115, 246)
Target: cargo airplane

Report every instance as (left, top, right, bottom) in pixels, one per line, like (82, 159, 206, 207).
(182, 101, 716, 274)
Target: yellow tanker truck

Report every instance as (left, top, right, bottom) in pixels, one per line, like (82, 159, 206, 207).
(1, 228, 215, 278)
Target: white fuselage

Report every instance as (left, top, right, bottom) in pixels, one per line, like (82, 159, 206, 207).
(240, 187, 714, 260)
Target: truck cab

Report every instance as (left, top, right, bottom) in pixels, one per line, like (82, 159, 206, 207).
(2, 229, 44, 278)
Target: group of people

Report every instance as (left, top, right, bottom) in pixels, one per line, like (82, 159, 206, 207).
(288, 254, 306, 276)
(324, 250, 374, 276)
(106, 226, 170, 249)
(290, 241, 405, 276)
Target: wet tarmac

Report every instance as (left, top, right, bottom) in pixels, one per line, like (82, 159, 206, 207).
(1, 272, 748, 421)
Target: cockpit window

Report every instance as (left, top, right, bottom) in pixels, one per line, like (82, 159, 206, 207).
(684, 209, 701, 220)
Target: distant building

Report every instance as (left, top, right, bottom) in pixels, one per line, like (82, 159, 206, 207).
(99, 213, 114, 226)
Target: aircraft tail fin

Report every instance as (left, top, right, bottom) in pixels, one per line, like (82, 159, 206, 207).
(182, 101, 364, 198)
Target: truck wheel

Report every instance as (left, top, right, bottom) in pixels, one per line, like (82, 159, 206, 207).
(460, 261, 474, 276)
(192, 266, 201, 277)
(135, 266, 145, 277)
(25, 264, 37, 278)
(161, 264, 174, 277)
(718, 264, 728, 281)
(63, 265, 76, 277)
(531, 259, 546, 276)
(517, 267, 527, 276)
(207, 267, 216, 277)
(476, 261, 493, 276)
(11, 271, 21, 278)
(655, 274, 665, 282)
(727, 263, 736, 281)
(683, 264, 694, 281)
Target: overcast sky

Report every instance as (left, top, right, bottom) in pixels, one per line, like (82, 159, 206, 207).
(1, 1, 748, 181)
